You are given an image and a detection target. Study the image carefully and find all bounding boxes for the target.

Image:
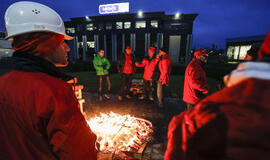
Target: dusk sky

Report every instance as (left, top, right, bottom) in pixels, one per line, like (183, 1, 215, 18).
(1, 0, 270, 49)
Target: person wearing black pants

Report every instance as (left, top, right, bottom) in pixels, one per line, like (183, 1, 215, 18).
(119, 73, 133, 98)
(117, 46, 136, 100)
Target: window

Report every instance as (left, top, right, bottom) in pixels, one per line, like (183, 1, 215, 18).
(87, 41, 95, 48)
(124, 22, 131, 29)
(66, 27, 75, 34)
(239, 45, 252, 60)
(86, 23, 94, 31)
(116, 22, 123, 29)
(151, 20, 158, 28)
(77, 42, 83, 48)
(98, 23, 104, 31)
(106, 23, 112, 30)
(76, 25, 82, 32)
(226, 46, 234, 59)
(136, 21, 146, 28)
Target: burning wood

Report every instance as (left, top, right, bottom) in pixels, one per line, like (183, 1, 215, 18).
(87, 112, 153, 153)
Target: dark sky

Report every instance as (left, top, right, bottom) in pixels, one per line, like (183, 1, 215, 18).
(1, 0, 270, 49)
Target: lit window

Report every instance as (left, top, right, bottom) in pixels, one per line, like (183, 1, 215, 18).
(239, 45, 252, 60)
(151, 20, 158, 28)
(227, 46, 234, 59)
(136, 21, 146, 28)
(66, 28, 75, 34)
(87, 41, 95, 48)
(106, 23, 112, 30)
(116, 22, 123, 29)
(86, 23, 94, 31)
(77, 42, 83, 48)
(124, 22, 131, 29)
(233, 46, 240, 60)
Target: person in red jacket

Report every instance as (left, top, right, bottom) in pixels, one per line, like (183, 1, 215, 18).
(135, 46, 160, 100)
(156, 48, 172, 107)
(0, 2, 97, 160)
(183, 49, 210, 109)
(117, 46, 136, 100)
(165, 32, 270, 160)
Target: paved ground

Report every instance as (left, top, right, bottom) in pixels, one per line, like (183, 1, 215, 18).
(83, 92, 186, 160)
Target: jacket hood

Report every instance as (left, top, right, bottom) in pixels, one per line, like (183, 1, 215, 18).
(224, 62, 270, 87)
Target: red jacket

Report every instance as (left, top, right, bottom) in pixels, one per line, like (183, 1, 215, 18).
(165, 62, 270, 160)
(159, 54, 172, 86)
(136, 57, 159, 81)
(183, 58, 210, 104)
(117, 53, 136, 74)
(0, 52, 97, 160)
(123, 54, 133, 74)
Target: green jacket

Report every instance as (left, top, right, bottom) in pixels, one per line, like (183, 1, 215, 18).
(93, 54, 111, 76)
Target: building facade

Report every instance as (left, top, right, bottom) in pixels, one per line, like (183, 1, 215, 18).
(0, 31, 14, 59)
(226, 35, 265, 61)
(65, 12, 197, 63)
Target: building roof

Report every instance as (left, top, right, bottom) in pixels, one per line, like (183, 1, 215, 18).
(67, 11, 198, 23)
(226, 35, 265, 43)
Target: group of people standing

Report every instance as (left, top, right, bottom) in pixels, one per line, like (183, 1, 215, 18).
(93, 45, 172, 107)
(1, 1, 270, 160)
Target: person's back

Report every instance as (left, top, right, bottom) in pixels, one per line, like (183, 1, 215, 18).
(0, 2, 97, 159)
(166, 75, 270, 160)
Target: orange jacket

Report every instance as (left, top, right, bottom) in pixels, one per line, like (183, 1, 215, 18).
(0, 52, 97, 160)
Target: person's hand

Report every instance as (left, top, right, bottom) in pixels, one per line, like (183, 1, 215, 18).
(135, 62, 139, 66)
(156, 54, 160, 59)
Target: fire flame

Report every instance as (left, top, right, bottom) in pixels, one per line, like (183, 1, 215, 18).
(87, 112, 153, 153)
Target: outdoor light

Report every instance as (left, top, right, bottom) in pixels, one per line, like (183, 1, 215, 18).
(85, 16, 89, 20)
(175, 12, 180, 19)
(138, 11, 143, 17)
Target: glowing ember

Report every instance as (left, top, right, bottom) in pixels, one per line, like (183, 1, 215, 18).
(87, 112, 153, 153)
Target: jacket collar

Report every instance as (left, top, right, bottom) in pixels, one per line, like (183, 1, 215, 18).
(11, 51, 74, 81)
(224, 62, 270, 87)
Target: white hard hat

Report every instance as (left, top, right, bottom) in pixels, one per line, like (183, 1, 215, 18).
(4, 1, 73, 40)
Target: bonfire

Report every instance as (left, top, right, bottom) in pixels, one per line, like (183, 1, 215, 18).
(87, 112, 153, 153)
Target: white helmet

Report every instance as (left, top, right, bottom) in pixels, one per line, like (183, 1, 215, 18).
(4, 1, 73, 40)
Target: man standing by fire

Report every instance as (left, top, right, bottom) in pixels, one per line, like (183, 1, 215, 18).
(156, 48, 172, 107)
(93, 49, 111, 101)
(135, 46, 160, 100)
(0, 2, 97, 159)
(165, 32, 270, 160)
(183, 49, 210, 110)
(117, 46, 136, 101)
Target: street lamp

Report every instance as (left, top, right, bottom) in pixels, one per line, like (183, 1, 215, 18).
(175, 12, 180, 19)
(138, 11, 143, 18)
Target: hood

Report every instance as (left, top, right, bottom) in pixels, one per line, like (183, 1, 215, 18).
(224, 62, 270, 87)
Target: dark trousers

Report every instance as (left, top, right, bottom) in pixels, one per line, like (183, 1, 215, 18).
(185, 102, 194, 110)
(98, 75, 111, 96)
(143, 80, 154, 98)
(120, 73, 133, 96)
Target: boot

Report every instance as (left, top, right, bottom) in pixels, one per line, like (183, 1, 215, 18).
(104, 94, 110, 100)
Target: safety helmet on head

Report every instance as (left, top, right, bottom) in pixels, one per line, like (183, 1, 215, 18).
(4, 1, 73, 40)
(194, 49, 208, 57)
